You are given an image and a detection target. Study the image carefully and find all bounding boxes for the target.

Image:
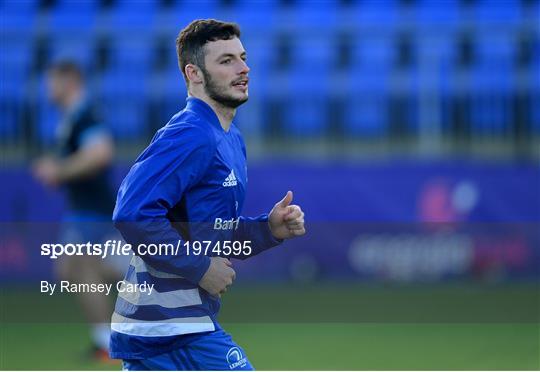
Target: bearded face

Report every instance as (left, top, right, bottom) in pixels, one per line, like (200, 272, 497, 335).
(200, 37, 250, 109)
(201, 66, 249, 109)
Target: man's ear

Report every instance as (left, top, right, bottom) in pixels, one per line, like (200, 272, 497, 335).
(185, 64, 203, 85)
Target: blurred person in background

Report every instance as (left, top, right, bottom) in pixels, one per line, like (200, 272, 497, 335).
(32, 60, 119, 363)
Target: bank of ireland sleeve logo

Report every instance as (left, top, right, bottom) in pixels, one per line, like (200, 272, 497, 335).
(226, 346, 247, 369)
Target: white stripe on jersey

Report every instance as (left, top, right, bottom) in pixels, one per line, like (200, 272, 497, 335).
(131, 255, 184, 279)
(119, 286, 202, 308)
(111, 312, 215, 337)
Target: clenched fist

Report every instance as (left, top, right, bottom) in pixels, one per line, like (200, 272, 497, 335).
(268, 191, 306, 240)
(199, 257, 236, 297)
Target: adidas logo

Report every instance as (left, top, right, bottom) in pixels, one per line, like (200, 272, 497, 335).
(222, 169, 238, 187)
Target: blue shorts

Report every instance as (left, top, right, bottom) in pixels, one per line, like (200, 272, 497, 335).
(122, 330, 254, 371)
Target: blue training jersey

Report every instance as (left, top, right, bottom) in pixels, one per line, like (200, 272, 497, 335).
(110, 97, 282, 359)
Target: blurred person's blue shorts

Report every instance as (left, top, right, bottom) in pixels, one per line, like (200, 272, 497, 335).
(59, 212, 128, 272)
(121, 330, 254, 371)
(60, 212, 113, 244)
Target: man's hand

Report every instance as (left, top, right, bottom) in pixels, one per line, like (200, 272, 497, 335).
(33, 157, 62, 187)
(269, 191, 306, 240)
(198, 257, 236, 297)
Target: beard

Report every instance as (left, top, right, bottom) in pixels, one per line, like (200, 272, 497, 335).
(201, 68, 248, 109)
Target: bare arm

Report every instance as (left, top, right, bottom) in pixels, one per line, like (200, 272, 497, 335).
(33, 136, 114, 187)
(57, 137, 114, 182)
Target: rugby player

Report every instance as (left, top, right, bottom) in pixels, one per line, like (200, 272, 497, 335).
(111, 19, 306, 370)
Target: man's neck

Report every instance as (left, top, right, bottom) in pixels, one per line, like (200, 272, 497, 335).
(190, 93, 235, 132)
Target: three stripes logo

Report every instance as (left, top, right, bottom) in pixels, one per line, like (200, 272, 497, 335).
(222, 169, 238, 187)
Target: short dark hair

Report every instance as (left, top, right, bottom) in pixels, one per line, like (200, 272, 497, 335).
(47, 59, 84, 82)
(176, 19, 241, 84)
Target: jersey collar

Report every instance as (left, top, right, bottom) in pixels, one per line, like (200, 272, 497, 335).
(185, 96, 226, 132)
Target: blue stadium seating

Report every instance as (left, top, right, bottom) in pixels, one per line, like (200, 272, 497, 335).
(154, 67, 188, 128)
(289, 35, 336, 71)
(532, 28, 540, 133)
(36, 76, 61, 146)
(0, 0, 538, 144)
(98, 68, 150, 139)
(1, 0, 38, 35)
(47, 36, 96, 72)
(354, 0, 399, 32)
(281, 65, 331, 137)
(278, 1, 340, 33)
(276, 34, 336, 136)
(220, 0, 280, 35)
(351, 35, 396, 69)
(469, 32, 516, 135)
(168, 0, 219, 30)
(531, 60, 540, 134)
(108, 34, 153, 73)
(472, 0, 523, 26)
(108, 0, 158, 32)
(414, 0, 461, 29)
(469, 64, 513, 135)
(48, 0, 98, 35)
(0, 42, 32, 138)
(342, 65, 391, 137)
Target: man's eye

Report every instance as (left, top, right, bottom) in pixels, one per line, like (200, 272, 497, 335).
(221, 59, 231, 64)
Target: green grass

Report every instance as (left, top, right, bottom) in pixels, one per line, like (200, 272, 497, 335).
(1, 322, 538, 370)
(1, 284, 539, 370)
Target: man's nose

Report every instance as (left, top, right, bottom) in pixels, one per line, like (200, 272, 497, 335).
(238, 60, 250, 74)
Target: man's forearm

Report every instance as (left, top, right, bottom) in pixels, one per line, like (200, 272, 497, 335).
(231, 214, 283, 260)
(58, 141, 113, 182)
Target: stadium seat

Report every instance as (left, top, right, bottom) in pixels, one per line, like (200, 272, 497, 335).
(219, 0, 279, 35)
(437, 63, 458, 136)
(1, 42, 32, 90)
(342, 65, 391, 137)
(353, 0, 399, 33)
(523, 0, 540, 24)
(414, 0, 461, 29)
(289, 35, 337, 72)
(0, 43, 32, 139)
(468, 64, 514, 136)
(530, 59, 540, 134)
(280, 66, 331, 137)
(415, 32, 458, 133)
(350, 35, 396, 70)
(48, 0, 98, 35)
(416, 33, 457, 65)
(153, 67, 188, 130)
(468, 32, 516, 135)
(98, 69, 150, 140)
(107, 0, 158, 35)
(472, 0, 523, 27)
(0, 85, 24, 140)
(391, 66, 421, 136)
(278, 0, 339, 33)
(273, 34, 335, 137)
(47, 36, 96, 72)
(36, 76, 61, 146)
(107, 35, 154, 74)
(167, 0, 219, 31)
(1, 0, 38, 35)
(532, 29, 540, 133)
